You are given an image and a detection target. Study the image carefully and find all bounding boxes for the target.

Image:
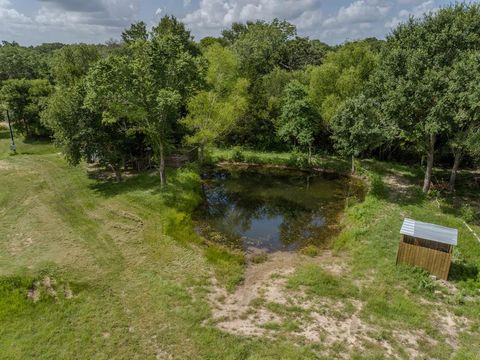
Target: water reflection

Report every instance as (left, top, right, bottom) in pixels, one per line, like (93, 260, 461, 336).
(196, 166, 364, 252)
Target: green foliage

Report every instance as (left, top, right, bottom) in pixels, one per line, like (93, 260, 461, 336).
(121, 21, 148, 43)
(447, 51, 480, 161)
(371, 3, 480, 191)
(84, 20, 202, 183)
(277, 80, 319, 159)
(309, 41, 378, 122)
(331, 94, 391, 161)
(299, 244, 320, 257)
(0, 42, 44, 81)
(288, 150, 309, 168)
(460, 204, 477, 223)
(0, 78, 53, 137)
(233, 19, 296, 79)
(182, 44, 248, 161)
(42, 82, 131, 175)
(231, 146, 245, 162)
(50, 44, 100, 86)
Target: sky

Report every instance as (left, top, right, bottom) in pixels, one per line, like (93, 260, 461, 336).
(0, 0, 460, 46)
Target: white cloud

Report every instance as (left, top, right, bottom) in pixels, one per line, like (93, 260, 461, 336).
(386, 0, 437, 28)
(183, 0, 323, 36)
(183, 0, 395, 43)
(0, 0, 140, 44)
(0, 0, 446, 46)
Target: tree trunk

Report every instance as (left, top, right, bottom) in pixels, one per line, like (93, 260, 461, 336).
(159, 141, 166, 188)
(422, 134, 436, 193)
(351, 155, 355, 175)
(448, 151, 462, 191)
(109, 163, 122, 182)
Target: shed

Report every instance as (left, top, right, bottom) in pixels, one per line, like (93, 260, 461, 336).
(396, 218, 457, 280)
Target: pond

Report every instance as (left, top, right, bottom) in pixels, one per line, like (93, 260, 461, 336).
(195, 165, 365, 252)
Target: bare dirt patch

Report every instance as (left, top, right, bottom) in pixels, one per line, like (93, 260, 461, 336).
(207, 249, 465, 358)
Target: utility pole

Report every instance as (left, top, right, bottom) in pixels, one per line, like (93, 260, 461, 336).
(6, 109, 16, 153)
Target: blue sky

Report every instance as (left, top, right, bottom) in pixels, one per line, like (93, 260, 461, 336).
(0, 0, 459, 45)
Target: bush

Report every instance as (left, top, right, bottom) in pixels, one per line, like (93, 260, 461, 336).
(231, 147, 245, 162)
(288, 150, 309, 168)
(300, 244, 320, 257)
(460, 204, 477, 223)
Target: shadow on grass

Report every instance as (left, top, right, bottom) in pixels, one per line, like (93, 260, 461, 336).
(89, 172, 161, 197)
(449, 261, 479, 282)
(89, 166, 202, 213)
(0, 130, 11, 140)
(369, 171, 426, 206)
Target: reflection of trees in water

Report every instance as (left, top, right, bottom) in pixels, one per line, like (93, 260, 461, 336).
(200, 169, 364, 250)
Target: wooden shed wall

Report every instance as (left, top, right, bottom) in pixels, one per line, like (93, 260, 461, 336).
(396, 238, 452, 280)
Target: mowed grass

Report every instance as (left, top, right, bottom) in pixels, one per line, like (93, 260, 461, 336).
(1, 135, 480, 359)
(0, 132, 320, 359)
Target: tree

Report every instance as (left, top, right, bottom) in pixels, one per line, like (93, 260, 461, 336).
(84, 22, 201, 187)
(331, 95, 391, 174)
(446, 51, 480, 190)
(182, 44, 249, 162)
(121, 21, 148, 43)
(262, 67, 308, 124)
(0, 79, 52, 138)
(221, 22, 248, 45)
(225, 19, 298, 149)
(372, 4, 480, 192)
(282, 37, 330, 70)
(42, 82, 131, 181)
(151, 15, 199, 56)
(0, 42, 42, 81)
(233, 19, 296, 80)
(49, 44, 100, 86)
(309, 41, 378, 123)
(277, 80, 319, 164)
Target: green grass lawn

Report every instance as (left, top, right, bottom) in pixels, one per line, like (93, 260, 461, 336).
(1, 135, 479, 359)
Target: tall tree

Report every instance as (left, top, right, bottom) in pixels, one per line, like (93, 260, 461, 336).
(85, 20, 201, 186)
(121, 21, 148, 43)
(0, 79, 52, 138)
(233, 19, 296, 80)
(331, 95, 391, 174)
(182, 44, 249, 162)
(0, 42, 42, 81)
(277, 80, 319, 164)
(446, 51, 480, 190)
(49, 44, 100, 86)
(309, 41, 378, 123)
(42, 82, 130, 181)
(372, 3, 480, 192)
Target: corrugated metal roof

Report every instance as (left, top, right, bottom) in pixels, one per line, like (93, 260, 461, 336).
(400, 218, 458, 246)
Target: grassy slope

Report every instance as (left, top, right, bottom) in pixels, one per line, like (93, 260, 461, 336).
(0, 132, 317, 359)
(0, 134, 479, 359)
(213, 148, 480, 358)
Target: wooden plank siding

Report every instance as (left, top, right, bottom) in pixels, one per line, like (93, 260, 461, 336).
(396, 236, 452, 280)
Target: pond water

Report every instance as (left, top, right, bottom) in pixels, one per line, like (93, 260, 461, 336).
(196, 166, 365, 252)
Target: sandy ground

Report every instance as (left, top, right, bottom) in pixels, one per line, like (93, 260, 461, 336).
(206, 250, 468, 359)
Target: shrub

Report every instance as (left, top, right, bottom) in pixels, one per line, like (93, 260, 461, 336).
(231, 147, 244, 162)
(300, 244, 320, 257)
(460, 204, 477, 223)
(288, 150, 309, 168)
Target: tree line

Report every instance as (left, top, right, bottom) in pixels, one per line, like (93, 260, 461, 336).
(1, 3, 479, 191)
